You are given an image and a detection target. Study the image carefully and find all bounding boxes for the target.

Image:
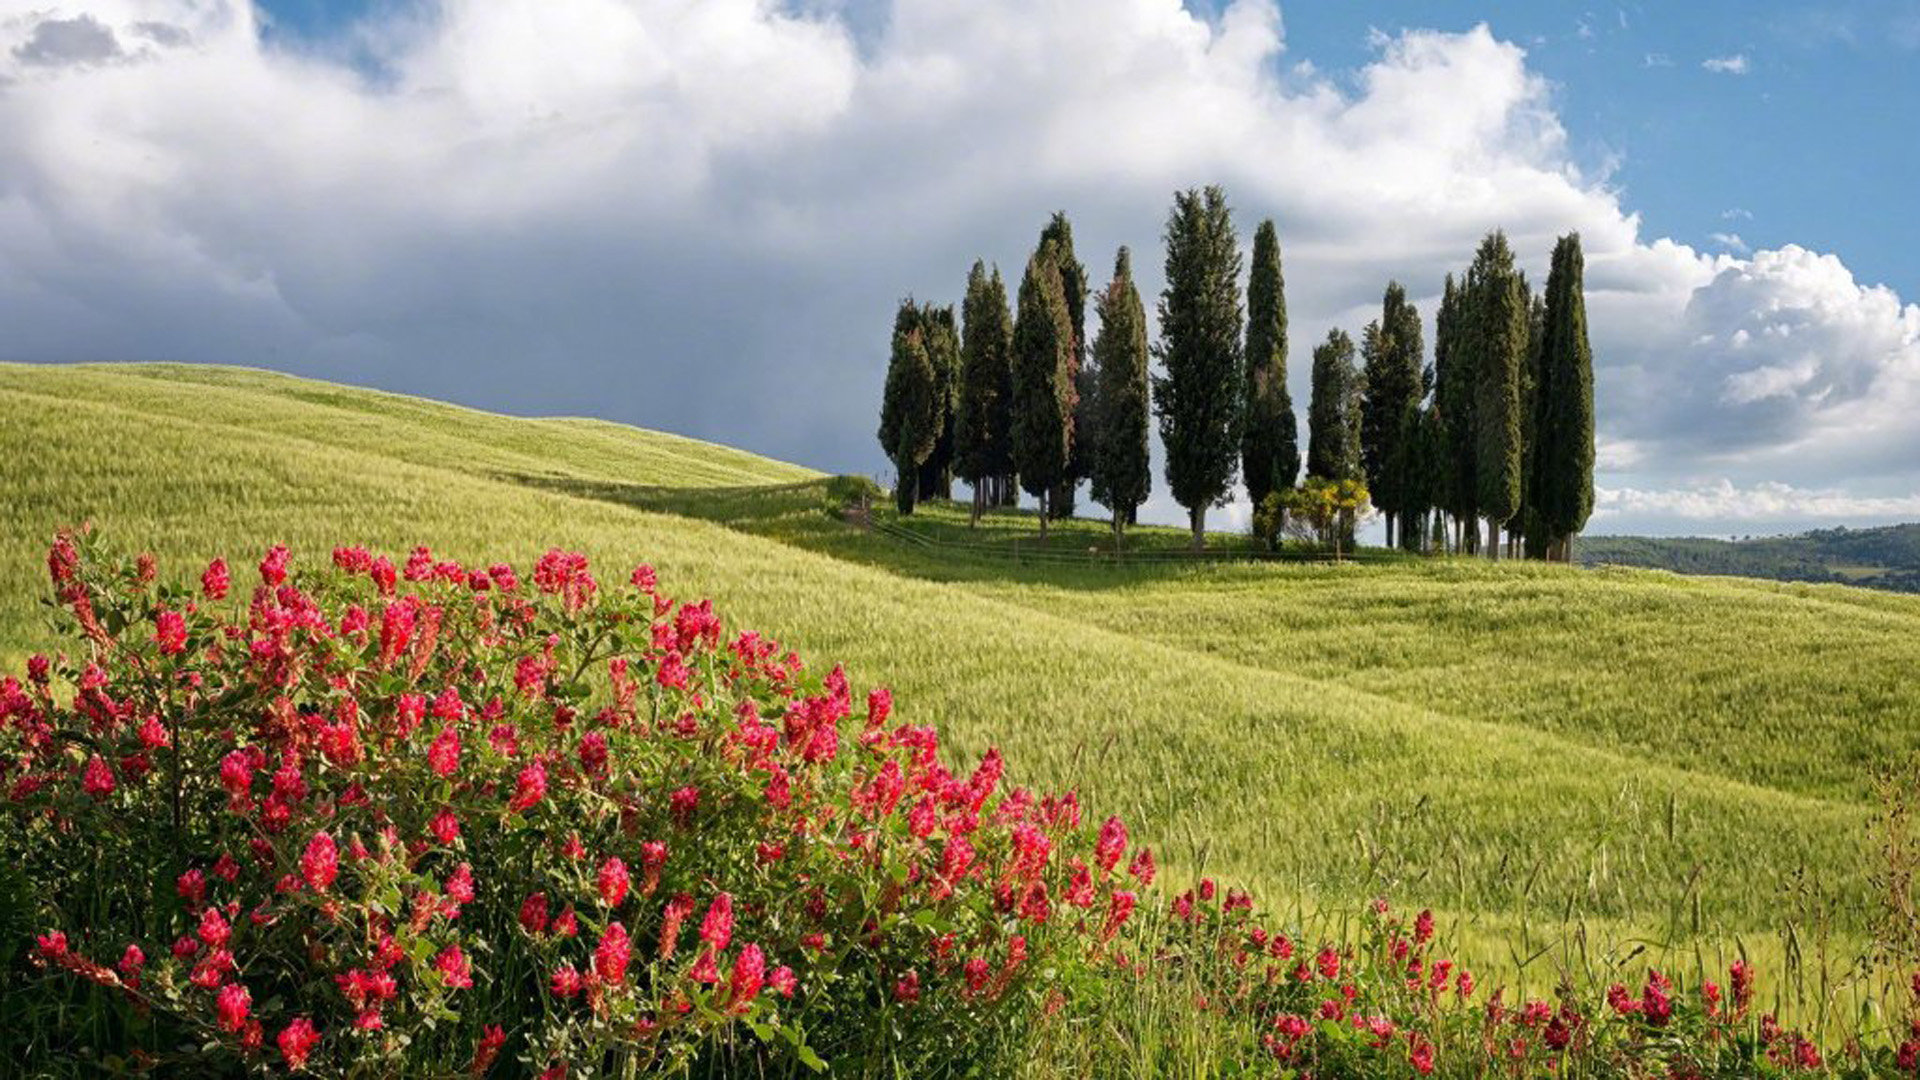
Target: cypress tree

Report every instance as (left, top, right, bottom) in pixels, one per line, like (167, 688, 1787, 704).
(1038, 213, 1090, 521)
(1518, 283, 1548, 558)
(1534, 232, 1596, 561)
(1359, 282, 1424, 549)
(1307, 328, 1361, 483)
(1467, 231, 1527, 558)
(1242, 219, 1299, 508)
(1434, 274, 1477, 554)
(955, 260, 1015, 525)
(1090, 247, 1152, 542)
(1010, 241, 1074, 538)
(914, 302, 959, 503)
(1152, 185, 1245, 551)
(877, 320, 939, 515)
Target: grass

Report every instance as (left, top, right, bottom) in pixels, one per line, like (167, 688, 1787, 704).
(1, 361, 1915, 1017)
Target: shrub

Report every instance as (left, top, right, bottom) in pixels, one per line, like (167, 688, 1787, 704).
(823, 473, 881, 512)
(2, 530, 1912, 1077)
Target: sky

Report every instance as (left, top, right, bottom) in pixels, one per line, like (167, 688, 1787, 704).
(1, 1, 1917, 538)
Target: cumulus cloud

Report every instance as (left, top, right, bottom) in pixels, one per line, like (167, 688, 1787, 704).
(1596, 480, 1920, 524)
(1702, 53, 1750, 74)
(1708, 231, 1749, 253)
(0, 0, 1913, 536)
(12, 14, 125, 66)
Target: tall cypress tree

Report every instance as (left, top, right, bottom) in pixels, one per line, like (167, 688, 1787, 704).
(914, 302, 959, 503)
(877, 319, 939, 515)
(1434, 273, 1477, 553)
(1359, 282, 1424, 548)
(1152, 186, 1244, 550)
(1518, 283, 1548, 558)
(1307, 328, 1361, 482)
(1011, 241, 1074, 538)
(1467, 231, 1527, 558)
(955, 260, 1014, 525)
(1534, 232, 1596, 561)
(1038, 213, 1090, 520)
(1090, 247, 1152, 542)
(1242, 219, 1298, 508)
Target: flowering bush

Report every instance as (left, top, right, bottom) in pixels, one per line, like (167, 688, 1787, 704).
(2, 529, 1914, 1077)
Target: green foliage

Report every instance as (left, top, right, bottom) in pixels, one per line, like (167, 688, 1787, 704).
(1359, 281, 1425, 542)
(824, 473, 881, 509)
(1011, 242, 1074, 511)
(1534, 232, 1597, 555)
(1467, 231, 1528, 533)
(1151, 186, 1244, 543)
(1434, 273, 1478, 539)
(1306, 328, 1361, 482)
(954, 261, 1015, 490)
(879, 324, 939, 514)
(1276, 476, 1372, 557)
(913, 302, 960, 503)
(1088, 247, 1152, 530)
(1241, 218, 1299, 509)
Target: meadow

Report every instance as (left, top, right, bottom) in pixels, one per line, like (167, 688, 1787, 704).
(2, 361, 1917, 1033)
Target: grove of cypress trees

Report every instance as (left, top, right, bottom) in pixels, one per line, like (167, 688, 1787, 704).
(914, 303, 959, 503)
(1011, 241, 1075, 538)
(1307, 328, 1361, 482)
(1467, 231, 1527, 558)
(954, 261, 1014, 525)
(1152, 185, 1245, 551)
(1090, 247, 1152, 543)
(1359, 282, 1424, 549)
(1242, 219, 1299, 509)
(1434, 274, 1477, 554)
(1518, 283, 1548, 558)
(1038, 213, 1090, 521)
(877, 318, 940, 515)
(1533, 232, 1596, 561)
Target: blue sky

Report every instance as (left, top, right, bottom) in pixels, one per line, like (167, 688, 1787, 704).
(7, 1, 1920, 536)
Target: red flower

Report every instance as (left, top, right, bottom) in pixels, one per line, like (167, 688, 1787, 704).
(301, 831, 338, 893)
(1128, 847, 1156, 886)
(446, 862, 476, 907)
(1094, 815, 1128, 874)
(700, 893, 734, 952)
(154, 609, 187, 655)
(34, 930, 68, 959)
(1413, 908, 1435, 946)
(201, 558, 230, 600)
(593, 922, 631, 985)
(670, 785, 699, 826)
(197, 906, 232, 949)
(519, 892, 550, 935)
(431, 808, 461, 846)
(550, 962, 583, 998)
(597, 857, 629, 908)
(508, 761, 547, 813)
(769, 965, 797, 998)
(470, 1024, 506, 1076)
(894, 969, 920, 1003)
(80, 754, 115, 800)
(259, 545, 290, 587)
(726, 944, 765, 1013)
(216, 982, 251, 1032)
(428, 727, 461, 778)
(435, 945, 472, 989)
(277, 1016, 320, 1070)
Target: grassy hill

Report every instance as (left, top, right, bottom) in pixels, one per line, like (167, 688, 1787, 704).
(1582, 524, 1920, 593)
(3, 361, 1915, 1009)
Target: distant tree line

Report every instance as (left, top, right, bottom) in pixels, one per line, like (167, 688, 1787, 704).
(876, 187, 1596, 560)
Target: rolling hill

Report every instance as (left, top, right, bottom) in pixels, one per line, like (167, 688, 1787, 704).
(2, 361, 1914, 1006)
(1582, 524, 1920, 593)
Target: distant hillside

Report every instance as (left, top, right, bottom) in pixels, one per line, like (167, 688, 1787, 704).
(1580, 523, 1920, 592)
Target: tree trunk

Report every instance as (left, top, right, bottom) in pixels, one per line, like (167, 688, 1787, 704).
(1189, 505, 1206, 552)
(1564, 533, 1577, 564)
(970, 484, 982, 527)
(1112, 508, 1124, 552)
(1038, 489, 1049, 540)
(1486, 520, 1500, 559)
(1384, 516, 1395, 551)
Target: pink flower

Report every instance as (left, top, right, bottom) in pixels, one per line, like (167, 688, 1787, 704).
(727, 944, 766, 1013)
(1094, 815, 1128, 874)
(259, 545, 290, 587)
(201, 558, 230, 600)
(216, 982, 251, 1032)
(1128, 847, 1156, 886)
(508, 760, 547, 813)
(769, 965, 797, 998)
(577, 731, 608, 775)
(866, 687, 892, 728)
(34, 930, 68, 959)
(894, 970, 920, 1003)
(550, 962, 583, 998)
(670, 785, 699, 827)
(519, 892, 549, 935)
(154, 610, 187, 655)
(428, 727, 461, 778)
(435, 945, 472, 989)
(277, 1016, 320, 1070)
(430, 808, 461, 846)
(593, 922, 631, 985)
(445, 862, 476, 907)
(80, 754, 115, 800)
(197, 906, 232, 949)
(301, 831, 338, 893)
(700, 893, 734, 952)
(597, 857, 629, 909)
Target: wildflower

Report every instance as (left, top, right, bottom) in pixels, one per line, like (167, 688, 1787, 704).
(428, 727, 461, 778)
(670, 785, 699, 826)
(894, 969, 921, 1003)
(639, 841, 668, 895)
(769, 965, 797, 997)
(519, 892, 549, 935)
(154, 610, 187, 655)
(445, 862, 476, 907)
(1413, 908, 1434, 946)
(118, 944, 146, 984)
(508, 760, 547, 813)
(301, 831, 338, 893)
(198, 906, 232, 949)
(80, 754, 115, 799)
(202, 558, 230, 600)
(597, 857, 629, 908)
(593, 922, 631, 985)
(726, 944, 766, 1012)
(577, 730, 608, 775)
(34, 930, 68, 959)
(259, 545, 290, 587)
(1128, 847, 1156, 885)
(550, 962, 583, 998)
(1409, 1035, 1435, 1075)
(866, 687, 892, 728)
(470, 1025, 506, 1076)
(701, 893, 735, 952)
(435, 945, 472, 989)
(1094, 815, 1128, 874)
(1103, 890, 1138, 940)
(431, 808, 461, 846)
(216, 982, 251, 1032)
(1316, 946, 1340, 981)
(1730, 959, 1755, 1015)
(277, 1017, 320, 1070)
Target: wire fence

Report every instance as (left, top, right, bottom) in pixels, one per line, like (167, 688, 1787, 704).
(862, 513, 1406, 568)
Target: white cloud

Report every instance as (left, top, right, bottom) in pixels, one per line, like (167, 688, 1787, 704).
(1703, 53, 1750, 74)
(1708, 231, 1749, 253)
(0, 1, 1911, 537)
(1596, 480, 1920, 523)
(1642, 52, 1672, 68)
(1722, 207, 1753, 221)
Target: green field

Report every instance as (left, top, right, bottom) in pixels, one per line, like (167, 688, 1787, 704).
(3, 361, 1914, 1012)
